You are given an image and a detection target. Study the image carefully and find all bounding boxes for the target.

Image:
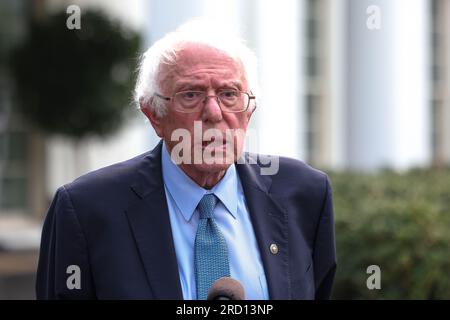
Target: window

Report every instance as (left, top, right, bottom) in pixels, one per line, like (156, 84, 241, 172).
(0, 131, 29, 213)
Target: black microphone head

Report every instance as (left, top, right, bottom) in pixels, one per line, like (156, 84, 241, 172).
(207, 277, 245, 300)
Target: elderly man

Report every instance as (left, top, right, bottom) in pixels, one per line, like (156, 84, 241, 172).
(36, 21, 336, 300)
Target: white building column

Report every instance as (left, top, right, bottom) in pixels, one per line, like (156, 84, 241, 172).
(437, 0, 450, 164)
(253, 0, 304, 159)
(346, 0, 431, 170)
(328, 0, 348, 170)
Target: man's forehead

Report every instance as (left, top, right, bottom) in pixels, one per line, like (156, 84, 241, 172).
(158, 43, 246, 91)
(178, 43, 233, 60)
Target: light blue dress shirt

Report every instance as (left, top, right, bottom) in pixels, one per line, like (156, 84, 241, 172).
(161, 142, 269, 300)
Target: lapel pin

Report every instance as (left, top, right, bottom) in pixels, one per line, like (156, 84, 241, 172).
(270, 243, 278, 255)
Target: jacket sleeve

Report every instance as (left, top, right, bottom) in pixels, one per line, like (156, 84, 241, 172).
(36, 186, 96, 299)
(313, 176, 337, 299)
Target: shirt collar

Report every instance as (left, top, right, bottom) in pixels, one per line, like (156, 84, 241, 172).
(161, 141, 238, 222)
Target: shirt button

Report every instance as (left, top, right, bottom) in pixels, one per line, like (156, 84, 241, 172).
(270, 243, 278, 255)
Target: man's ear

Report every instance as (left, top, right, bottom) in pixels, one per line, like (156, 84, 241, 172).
(245, 90, 257, 121)
(246, 101, 257, 122)
(140, 97, 164, 138)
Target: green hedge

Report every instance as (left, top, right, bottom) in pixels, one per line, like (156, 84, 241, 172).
(328, 168, 450, 299)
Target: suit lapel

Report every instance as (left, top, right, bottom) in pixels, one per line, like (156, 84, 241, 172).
(237, 157, 291, 299)
(125, 142, 183, 299)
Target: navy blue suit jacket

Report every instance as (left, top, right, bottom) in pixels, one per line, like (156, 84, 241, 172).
(36, 141, 336, 299)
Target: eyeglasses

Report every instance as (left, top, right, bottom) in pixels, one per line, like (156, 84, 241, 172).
(154, 90, 256, 113)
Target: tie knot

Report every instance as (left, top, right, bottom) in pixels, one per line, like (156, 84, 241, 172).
(198, 194, 218, 219)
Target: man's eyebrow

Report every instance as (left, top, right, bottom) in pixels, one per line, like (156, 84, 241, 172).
(220, 81, 243, 89)
(173, 80, 243, 91)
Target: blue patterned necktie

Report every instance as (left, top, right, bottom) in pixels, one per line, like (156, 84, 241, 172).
(194, 193, 230, 300)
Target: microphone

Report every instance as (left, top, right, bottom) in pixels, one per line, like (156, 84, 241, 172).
(207, 277, 245, 300)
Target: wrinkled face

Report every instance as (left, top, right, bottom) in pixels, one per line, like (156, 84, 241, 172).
(142, 43, 255, 174)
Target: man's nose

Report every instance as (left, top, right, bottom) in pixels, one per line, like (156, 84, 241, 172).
(201, 94, 223, 122)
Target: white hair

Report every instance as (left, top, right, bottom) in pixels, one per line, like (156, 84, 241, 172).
(134, 19, 259, 117)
